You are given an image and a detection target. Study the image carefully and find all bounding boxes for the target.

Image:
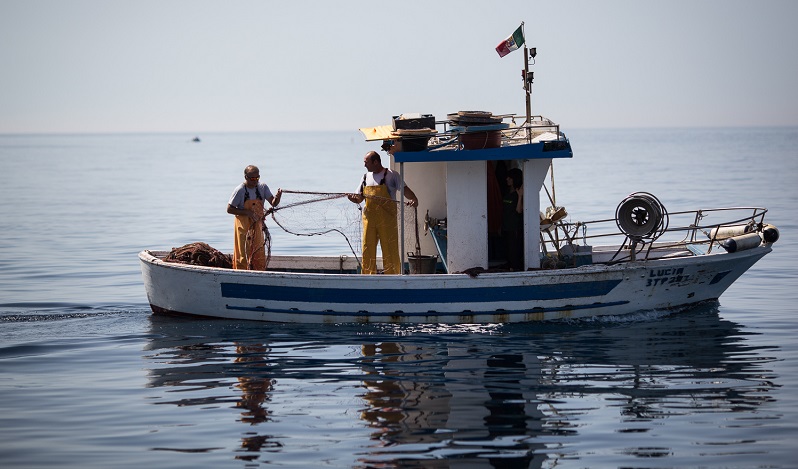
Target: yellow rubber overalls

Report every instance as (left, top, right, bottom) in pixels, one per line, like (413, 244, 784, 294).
(233, 193, 267, 271)
(361, 173, 400, 274)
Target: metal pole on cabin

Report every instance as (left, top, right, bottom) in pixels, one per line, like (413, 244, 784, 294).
(524, 44, 531, 130)
(400, 162, 406, 274)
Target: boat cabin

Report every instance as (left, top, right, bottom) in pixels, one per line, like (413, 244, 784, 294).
(362, 113, 573, 273)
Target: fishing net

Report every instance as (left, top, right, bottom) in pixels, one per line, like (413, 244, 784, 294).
(267, 190, 362, 256)
(162, 192, 419, 271)
(263, 190, 420, 269)
(164, 242, 233, 268)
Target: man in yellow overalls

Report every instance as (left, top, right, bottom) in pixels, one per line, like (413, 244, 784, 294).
(227, 165, 282, 270)
(348, 150, 418, 274)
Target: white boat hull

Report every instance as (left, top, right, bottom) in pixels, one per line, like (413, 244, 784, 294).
(139, 245, 770, 323)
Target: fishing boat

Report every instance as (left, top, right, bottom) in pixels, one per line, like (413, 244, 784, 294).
(139, 44, 779, 324)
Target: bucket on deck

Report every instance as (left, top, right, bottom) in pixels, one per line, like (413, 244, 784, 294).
(408, 254, 438, 274)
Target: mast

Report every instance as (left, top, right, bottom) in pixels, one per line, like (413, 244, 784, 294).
(523, 44, 536, 132)
(524, 45, 531, 125)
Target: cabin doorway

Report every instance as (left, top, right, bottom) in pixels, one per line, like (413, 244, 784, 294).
(488, 159, 524, 270)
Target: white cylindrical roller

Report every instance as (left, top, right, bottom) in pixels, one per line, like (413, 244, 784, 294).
(720, 232, 762, 253)
(710, 224, 754, 240)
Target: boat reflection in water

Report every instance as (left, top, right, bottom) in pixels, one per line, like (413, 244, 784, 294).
(144, 305, 778, 467)
(358, 340, 548, 467)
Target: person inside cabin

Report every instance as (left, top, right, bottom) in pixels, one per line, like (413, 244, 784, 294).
(487, 161, 504, 261)
(348, 149, 418, 274)
(502, 167, 524, 271)
(227, 165, 282, 270)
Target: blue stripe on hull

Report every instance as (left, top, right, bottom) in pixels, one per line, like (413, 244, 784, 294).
(220, 279, 622, 304)
(224, 300, 630, 317)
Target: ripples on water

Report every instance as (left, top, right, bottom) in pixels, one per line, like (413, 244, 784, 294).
(33, 305, 759, 467)
(1, 304, 781, 467)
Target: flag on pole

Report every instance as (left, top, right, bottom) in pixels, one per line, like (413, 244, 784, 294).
(495, 24, 525, 58)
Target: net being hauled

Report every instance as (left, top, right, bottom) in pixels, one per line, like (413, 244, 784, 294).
(265, 190, 418, 270)
(163, 189, 418, 271)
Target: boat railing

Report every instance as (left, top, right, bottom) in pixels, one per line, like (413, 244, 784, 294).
(428, 114, 564, 151)
(502, 115, 563, 144)
(545, 206, 769, 264)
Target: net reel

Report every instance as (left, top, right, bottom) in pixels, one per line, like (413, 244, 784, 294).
(614, 192, 668, 261)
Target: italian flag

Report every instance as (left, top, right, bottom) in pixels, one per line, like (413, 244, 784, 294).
(495, 25, 525, 58)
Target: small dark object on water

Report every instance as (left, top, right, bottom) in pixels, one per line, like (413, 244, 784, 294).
(164, 242, 232, 268)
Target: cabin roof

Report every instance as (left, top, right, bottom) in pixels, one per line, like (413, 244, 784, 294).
(361, 116, 573, 163)
(393, 140, 573, 163)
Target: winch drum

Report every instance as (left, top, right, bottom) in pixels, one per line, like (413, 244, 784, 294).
(616, 193, 665, 239)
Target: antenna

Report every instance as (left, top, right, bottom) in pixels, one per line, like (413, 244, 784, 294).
(523, 46, 536, 127)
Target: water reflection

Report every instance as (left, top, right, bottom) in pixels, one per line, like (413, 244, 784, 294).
(144, 305, 778, 467)
(232, 344, 276, 459)
(143, 334, 279, 460)
(358, 342, 548, 467)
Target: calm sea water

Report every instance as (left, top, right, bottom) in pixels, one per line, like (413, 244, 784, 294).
(1, 128, 797, 468)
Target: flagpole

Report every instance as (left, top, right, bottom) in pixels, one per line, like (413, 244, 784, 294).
(520, 22, 532, 135)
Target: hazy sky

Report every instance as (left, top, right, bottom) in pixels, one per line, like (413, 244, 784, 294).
(2, 0, 797, 134)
